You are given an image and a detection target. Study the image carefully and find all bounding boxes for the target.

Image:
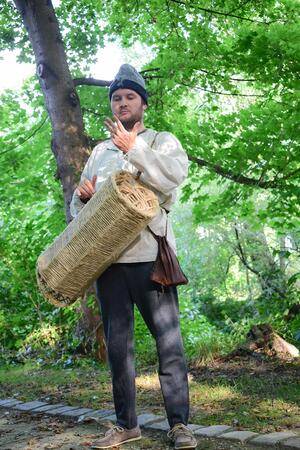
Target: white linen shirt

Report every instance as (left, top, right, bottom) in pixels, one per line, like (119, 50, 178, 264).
(70, 128, 188, 263)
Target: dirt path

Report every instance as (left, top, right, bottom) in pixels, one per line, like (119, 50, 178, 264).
(0, 410, 268, 450)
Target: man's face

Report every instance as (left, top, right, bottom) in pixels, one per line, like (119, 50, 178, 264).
(111, 88, 147, 130)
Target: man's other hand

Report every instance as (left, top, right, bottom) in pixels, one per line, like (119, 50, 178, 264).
(76, 174, 97, 203)
(104, 116, 140, 153)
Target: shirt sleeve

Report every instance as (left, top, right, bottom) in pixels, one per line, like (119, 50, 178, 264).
(125, 131, 189, 195)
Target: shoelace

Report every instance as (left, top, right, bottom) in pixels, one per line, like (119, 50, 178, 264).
(167, 424, 191, 439)
(105, 425, 125, 436)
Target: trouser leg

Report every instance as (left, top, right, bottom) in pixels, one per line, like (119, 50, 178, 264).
(96, 264, 137, 429)
(124, 262, 189, 428)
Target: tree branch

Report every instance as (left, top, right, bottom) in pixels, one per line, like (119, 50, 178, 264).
(280, 167, 300, 180)
(74, 66, 258, 95)
(140, 68, 161, 74)
(234, 225, 260, 276)
(184, 83, 264, 97)
(74, 78, 111, 87)
(196, 68, 256, 82)
(168, 0, 272, 24)
(165, 0, 182, 39)
(187, 154, 278, 188)
(73, 74, 163, 87)
(75, 75, 263, 97)
(137, 66, 256, 82)
(82, 107, 103, 117)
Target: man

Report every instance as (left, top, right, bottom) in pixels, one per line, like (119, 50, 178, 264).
(70, 64, 197, 449)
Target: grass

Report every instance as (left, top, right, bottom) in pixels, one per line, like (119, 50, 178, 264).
(0, 357, 299, 433)
(189, 357, 300, 432)
(189, 381, 300, 431)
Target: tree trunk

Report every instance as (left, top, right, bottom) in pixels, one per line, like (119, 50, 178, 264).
(279, 235, 288, 273)
(13, 0, 90, 223)
(233, 222, 287, 299)
(246, 228, 287, 298)
(13, 0, 106, 360)
(75, 288, 107, 363)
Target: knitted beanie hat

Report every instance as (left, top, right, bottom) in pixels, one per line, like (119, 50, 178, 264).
(109, 64, 148, 105)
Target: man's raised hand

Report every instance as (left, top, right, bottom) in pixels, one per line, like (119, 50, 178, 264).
(104, 116, 140, 153)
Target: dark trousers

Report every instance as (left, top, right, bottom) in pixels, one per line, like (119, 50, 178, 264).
(96, 262, 189, 430)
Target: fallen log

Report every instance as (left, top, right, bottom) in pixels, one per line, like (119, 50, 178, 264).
(231, 324, 299, 359)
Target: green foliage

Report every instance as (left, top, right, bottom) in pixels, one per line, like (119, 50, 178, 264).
(100, 0, 300, 230)
(0, 84, 67, 357)
(3, 0, 299, 230)
(172, 200, 300, 348)
(55, 0, 106, 72)
(290, 315, 300, 343)
(78, 85, 111, 140)
(1, 0, 106, 71)
(0, 0, 299, 364)
(179, 294, 235, 361)
(21, 324, 60, 352)
(0, 2, 27, 52)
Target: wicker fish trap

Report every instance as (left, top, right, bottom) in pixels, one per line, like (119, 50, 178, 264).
(37, 170, 159, 307)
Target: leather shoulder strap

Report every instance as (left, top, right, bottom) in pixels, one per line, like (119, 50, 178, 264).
(150, 131, 160, 149)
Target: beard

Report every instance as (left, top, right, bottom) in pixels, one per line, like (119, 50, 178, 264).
(118, 107, 144, 131)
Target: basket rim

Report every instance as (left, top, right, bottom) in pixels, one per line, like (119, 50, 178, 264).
(111, 170, 159, 219)
(36, 269, 78, 308)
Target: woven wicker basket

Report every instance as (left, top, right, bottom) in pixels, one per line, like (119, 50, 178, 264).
(37, 170, 159, 307)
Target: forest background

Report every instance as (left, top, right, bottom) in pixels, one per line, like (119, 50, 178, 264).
(0, 0, 300, 370)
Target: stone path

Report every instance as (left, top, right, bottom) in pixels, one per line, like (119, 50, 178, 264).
(1, 398, 300, 449)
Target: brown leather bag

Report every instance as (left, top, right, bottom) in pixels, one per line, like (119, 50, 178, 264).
(148, 223, 188, 287)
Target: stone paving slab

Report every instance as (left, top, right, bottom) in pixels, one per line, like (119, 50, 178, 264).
(60, 407, 94, 418)
(194, 425, 233, 437)
(137, 413, 165, 427)
(32, 403, 66, 413)
(282, 437, 300, 449)
(12, 400, 48, 411)
(101, 413, 117, 422)
(0, 399, 23, 407)
(188, 423, 206, 431)
(81, 409, 115, 419)
(218, 430, 259, 443)
(46, 405, 82, 415)
(0, 398, 15, 406)
(251, 432, 297, 446)
(145, 419, 207, 432)
(144, 418, 169, 431)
